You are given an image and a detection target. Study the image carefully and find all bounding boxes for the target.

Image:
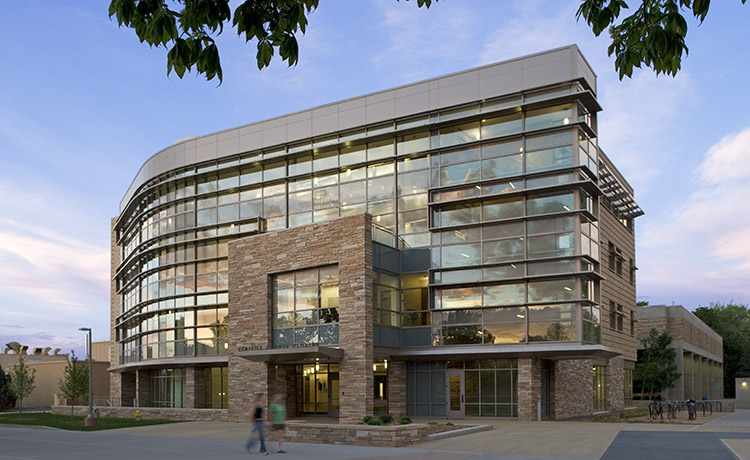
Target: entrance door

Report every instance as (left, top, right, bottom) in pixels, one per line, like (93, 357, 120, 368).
(328, 373, 340, 417)
(446, 369, 465, 418)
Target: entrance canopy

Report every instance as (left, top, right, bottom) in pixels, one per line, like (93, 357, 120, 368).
(237, 346, 344, 363)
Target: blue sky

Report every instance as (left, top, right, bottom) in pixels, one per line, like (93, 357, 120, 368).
(1, 1, 749, 358)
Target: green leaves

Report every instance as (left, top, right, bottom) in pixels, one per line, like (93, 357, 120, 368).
(110, 0, 439, 82)
(578, 0, 747, 80)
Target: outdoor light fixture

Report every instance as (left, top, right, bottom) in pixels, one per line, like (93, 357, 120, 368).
(743, 382, 748, 388)
(78, 327, 96, 427)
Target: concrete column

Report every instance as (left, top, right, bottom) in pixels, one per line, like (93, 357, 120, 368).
(684, 352, 694, 399)
(667, 347, 685, 401)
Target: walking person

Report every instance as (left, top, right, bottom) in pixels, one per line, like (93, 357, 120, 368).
(245, 393, 268, 455)
(269, 393, 287, 453)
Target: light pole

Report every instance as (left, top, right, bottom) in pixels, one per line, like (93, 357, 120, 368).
(78, 327, 97, 426)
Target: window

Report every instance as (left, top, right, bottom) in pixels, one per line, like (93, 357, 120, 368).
(630, 311, 636, 337)
(593, 365, 607, 411)
(609, 302, 624, 332)
(272, 266, 339, 347)
(624, 369, 633, 405)
(615, 249, 623, 275)
(629, 258, 636, 284)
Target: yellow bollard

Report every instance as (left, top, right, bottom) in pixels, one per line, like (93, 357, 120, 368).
(135, 410, 141, 422)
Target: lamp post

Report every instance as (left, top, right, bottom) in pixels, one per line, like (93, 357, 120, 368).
(78, 327, 97, 426)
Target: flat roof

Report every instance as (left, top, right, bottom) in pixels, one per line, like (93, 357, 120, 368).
(120, 45, 597, 212)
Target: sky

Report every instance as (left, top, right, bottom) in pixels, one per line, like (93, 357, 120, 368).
(1, 1, 749, 359)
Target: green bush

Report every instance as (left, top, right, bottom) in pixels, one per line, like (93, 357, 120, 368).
(446, 422, 454, 426)
(429, 421, 438, 425)
(399, 416, 411, 425)
(379, 413, 393, 424)
(361, 415, 382, 426)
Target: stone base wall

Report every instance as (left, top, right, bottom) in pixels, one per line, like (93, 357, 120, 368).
(553, 359, 593, 419)
(51, 405, 231, 421)
(606, 356, 624, 411)
(285, 421, 431, 447)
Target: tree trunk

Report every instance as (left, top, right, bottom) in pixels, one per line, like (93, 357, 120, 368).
(70, 403, 74, 420)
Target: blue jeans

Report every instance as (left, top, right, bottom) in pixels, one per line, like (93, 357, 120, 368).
(245, 420, 267, 453)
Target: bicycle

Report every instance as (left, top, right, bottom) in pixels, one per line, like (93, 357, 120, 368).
(649, 400, 664, 420)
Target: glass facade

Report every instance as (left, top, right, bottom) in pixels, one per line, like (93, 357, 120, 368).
(113, 75, 616, 418)
(272, 266, 339, 347)
(149, 368, 186, 408)
(406, 360, 518, 418)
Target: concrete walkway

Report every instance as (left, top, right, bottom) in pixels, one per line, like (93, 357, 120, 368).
(3, 411, 750, 459)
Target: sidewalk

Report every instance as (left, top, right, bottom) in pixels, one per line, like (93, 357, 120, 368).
(105, 411, 750, 459)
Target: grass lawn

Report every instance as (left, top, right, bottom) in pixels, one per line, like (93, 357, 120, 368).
(0, 411, 181, 431)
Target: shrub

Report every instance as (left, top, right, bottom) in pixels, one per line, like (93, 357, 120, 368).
(446, 422, 454, 426)
(379, 413, 393, 424)
(429, 421, 438, 425)
(362, 415, 382, 426)
(399, 416, 411, 425)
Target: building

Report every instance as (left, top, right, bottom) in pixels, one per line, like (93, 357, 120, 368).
(110, 45, 643, 422)
(637, 304, 723, 400)
(2, 342, 110, 408)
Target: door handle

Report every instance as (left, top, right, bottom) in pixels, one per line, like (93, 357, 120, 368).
(461, 394, 464, 403)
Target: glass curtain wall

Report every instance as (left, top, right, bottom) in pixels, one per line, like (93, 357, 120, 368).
(149, 368, 186, 408)
(116, 83, 598, 364)
(272, 265, 339, 347)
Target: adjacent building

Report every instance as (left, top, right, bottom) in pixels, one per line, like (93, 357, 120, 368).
(110, 45, 643, 422)
(637, 304, 724, 400)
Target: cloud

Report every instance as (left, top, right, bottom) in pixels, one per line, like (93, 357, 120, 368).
(637, 127, 750, 305)
(0, 181, 110, 347)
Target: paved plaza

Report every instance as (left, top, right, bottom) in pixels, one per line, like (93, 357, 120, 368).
(3, 411, 750, 460)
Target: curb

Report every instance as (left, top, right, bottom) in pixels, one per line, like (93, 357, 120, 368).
(425, 424, 492, 441)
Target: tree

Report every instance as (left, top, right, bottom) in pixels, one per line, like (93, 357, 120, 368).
(58, 352, 89, 420)
(8, 356, 36, 416)
(0, 365, 17, 410)
(634, 328, 680, 400)
(109, 0, 747, 83)
(694, 302, 750, 398)
(636, 301, 649, 306)
(577, 0, 748, 79)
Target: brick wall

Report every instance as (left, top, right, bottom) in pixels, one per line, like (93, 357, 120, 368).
(227, 214, 373, 423)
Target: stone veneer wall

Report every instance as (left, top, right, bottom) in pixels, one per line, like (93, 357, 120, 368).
(110, 218, 122, 402)
(227, 214, 373, 423)
(517, 358, 542, 421)
(387, 360, 407, 419)
(51, 405, 230, 422)
(284, 421, 431, 447)
(606, 356, 624, 411)
(552, 359, 593, 419)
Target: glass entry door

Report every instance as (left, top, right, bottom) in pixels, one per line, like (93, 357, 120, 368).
(328, 373, 340, 417)
(446, 369, 464, 417)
